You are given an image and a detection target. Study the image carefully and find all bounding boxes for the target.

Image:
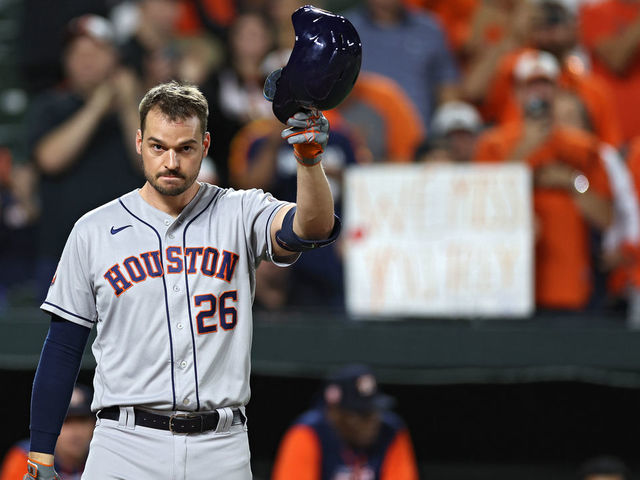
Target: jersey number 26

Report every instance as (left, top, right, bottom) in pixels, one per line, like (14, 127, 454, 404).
(194, 291, 238, 334)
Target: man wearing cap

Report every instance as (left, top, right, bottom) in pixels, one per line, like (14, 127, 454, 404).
(271, 364, 419, 480)
(474, 49, 614, 312)
(0, 385, 94, 480)
(467, 0, 622, 148)
(27, 14, 144, 302)
(416, 100, 483, 163)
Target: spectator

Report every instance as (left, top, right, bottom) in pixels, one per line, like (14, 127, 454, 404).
(554, 90, 640, 317)
(327, 72, 426, 164)
(413, 137, 454, 163)
(0, 148, 38, 309)
(462, 0, 531, 98)
(118, 0, 182, 89)
(345, 0, 460, 127)
(464, 0, 523, 56)
(174, 33, 224, 86)
(254, 261, 290, 312)
(474, 50, 614, 311)
(402, 0, 478, 58)
(200, 10, 275, 186)
(271, 364, 419, 480)
(0, 384, 94, 480)
(577, 455, 631, 480)
(263, 0, 307, 73)
(174, 0, 236, 38)
(580, 0, 640, 143)
(468, 0, 622, 147)
(619, 139, 640, 326)
(27, 14, 144, 302)
(18, 0, 111, 94)
(421, 100, 483, 163)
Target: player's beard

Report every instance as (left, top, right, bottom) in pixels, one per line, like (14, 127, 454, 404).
(144, 161, 201, 197)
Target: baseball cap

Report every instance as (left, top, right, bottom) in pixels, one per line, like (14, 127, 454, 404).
(63, 14, 116, 48)
(530, 0, 577, 17)
(66, 384, 93, 418)
(431, 101, 482, 137)
(323, 364, 394, 413)
(514, 50, 560, 83)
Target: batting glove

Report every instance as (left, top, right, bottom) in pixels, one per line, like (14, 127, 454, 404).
(23, 459, 60, 480)
(281, 110, 329, 166)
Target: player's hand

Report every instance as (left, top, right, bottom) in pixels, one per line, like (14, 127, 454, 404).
(24, 459, 60, 480)
(281, 110, 329, 166)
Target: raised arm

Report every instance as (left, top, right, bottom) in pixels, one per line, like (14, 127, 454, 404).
(591, 15, 640, 75)
(270, 111, 338, 259)
(33, 84, 115, 176)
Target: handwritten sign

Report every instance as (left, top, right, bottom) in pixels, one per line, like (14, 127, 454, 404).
(343, 164, 534, 318)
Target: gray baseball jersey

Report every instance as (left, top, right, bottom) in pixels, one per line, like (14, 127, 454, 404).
(41, 183, 293, 412)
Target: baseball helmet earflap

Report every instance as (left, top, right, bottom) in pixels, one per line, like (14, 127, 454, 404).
(263, 5, 362, 124)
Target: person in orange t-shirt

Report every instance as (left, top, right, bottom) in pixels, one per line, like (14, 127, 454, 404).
(617, 140, 640, 324)
(474, 50, 613, 310)
(402, 0, 478, 55)
(579, 0, 640, 143)
(0, 385, 94, 480)
(327, 72, 426, 164)
(478, 0, 622, 147)
(553, 88, 640, 320)
(272, 364, 419, 480)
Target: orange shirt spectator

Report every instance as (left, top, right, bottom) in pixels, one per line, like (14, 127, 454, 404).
(613, 139, 640, 292)
(402, 0, 478, 53)
(579, 0, 640, 142)
(327, 72, 426, 163)
(475, 123, 612, 309)
(553, 91, 640, 306)
(461, 0, 524, 70)
(483, 47, 622, 147)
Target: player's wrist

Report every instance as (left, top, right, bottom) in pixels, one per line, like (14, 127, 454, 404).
(293, 143, 323, 166)
(28, 453, 55, 465)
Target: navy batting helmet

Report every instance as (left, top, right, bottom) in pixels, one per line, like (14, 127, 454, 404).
(263, 5, 362, 124)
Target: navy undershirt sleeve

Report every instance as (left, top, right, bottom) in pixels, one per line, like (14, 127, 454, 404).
(29, 314, 91, 454)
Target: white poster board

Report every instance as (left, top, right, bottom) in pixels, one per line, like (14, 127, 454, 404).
(343, 164, 534, 318)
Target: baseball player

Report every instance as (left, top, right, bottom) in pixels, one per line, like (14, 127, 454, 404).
(23, 81, 339, 480)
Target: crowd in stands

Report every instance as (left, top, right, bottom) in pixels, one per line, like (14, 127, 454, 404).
(2, 0, 640, 322)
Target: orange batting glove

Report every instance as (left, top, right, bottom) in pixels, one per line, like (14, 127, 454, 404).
(281, 110, 329, 166)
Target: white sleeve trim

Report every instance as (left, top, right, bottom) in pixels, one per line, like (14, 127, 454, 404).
(41, 301, 96, 329)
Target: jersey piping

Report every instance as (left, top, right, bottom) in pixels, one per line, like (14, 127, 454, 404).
(118, 198, 177, 410)
(180, 189, 222, 411)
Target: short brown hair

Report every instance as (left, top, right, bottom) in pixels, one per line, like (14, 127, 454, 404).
(139, 81, 209, 138)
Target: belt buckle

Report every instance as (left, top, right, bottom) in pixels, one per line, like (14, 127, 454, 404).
(169, 413, 203, 434)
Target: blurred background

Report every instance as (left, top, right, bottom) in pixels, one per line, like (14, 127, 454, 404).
(1, 0, 640, 478)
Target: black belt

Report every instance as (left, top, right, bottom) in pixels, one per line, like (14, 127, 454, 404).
(98, 406, 245, 434)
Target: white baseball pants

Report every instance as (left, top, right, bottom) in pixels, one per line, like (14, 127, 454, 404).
(82, 407, 252, 479)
